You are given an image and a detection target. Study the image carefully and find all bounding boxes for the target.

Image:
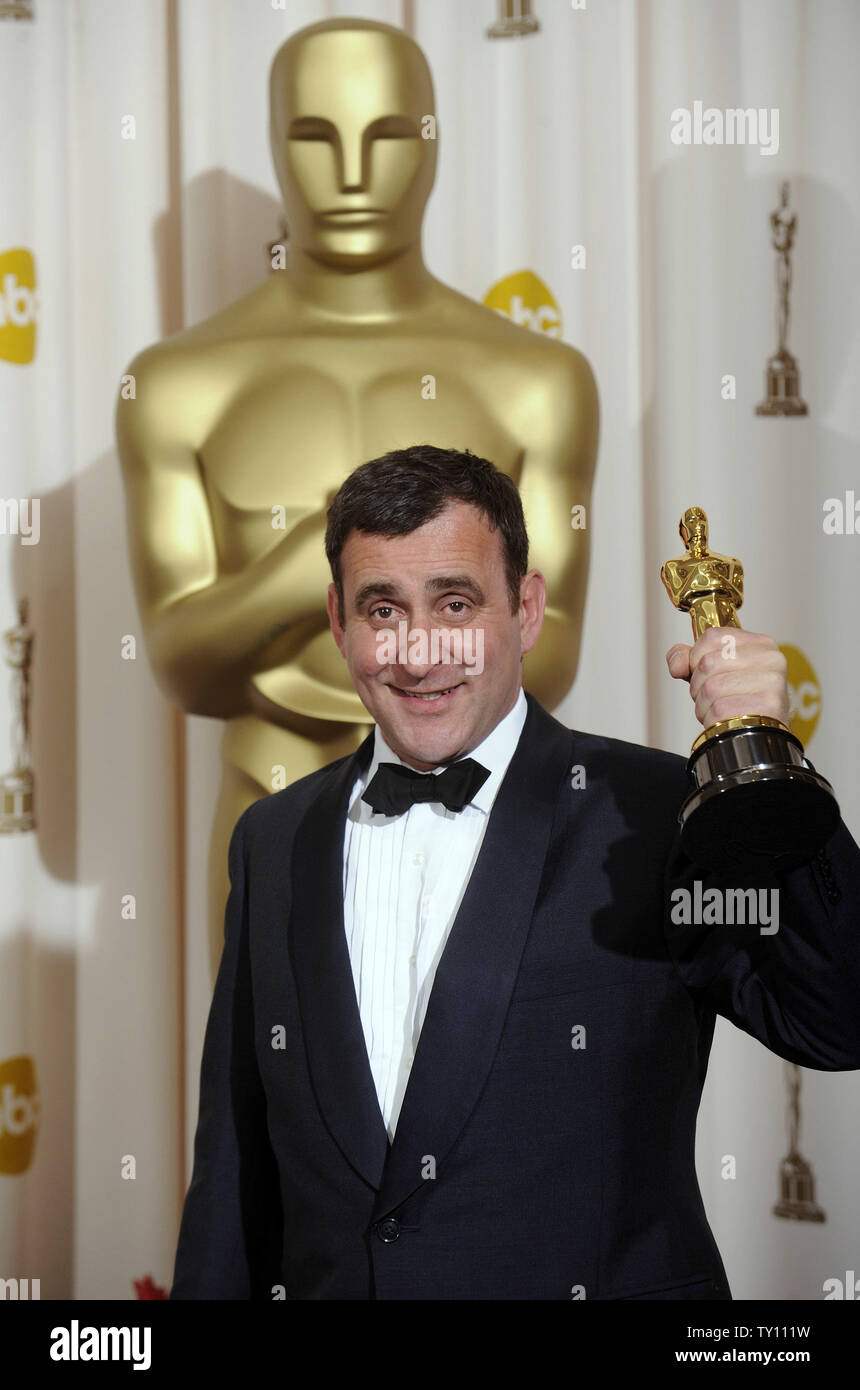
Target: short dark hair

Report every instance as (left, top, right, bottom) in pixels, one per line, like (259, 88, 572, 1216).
(325, 445, 529, 621)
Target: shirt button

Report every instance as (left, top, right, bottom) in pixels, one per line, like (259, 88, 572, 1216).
(376, 1216, 401, 1243)
(413, 853, 425, 865)
(409, 954, 417, 966)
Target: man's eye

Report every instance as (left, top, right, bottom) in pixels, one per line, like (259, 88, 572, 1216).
(371, 606, 394, 621)
(444, 601, 469, 615)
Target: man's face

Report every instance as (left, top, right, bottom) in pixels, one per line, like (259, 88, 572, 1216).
(327, 501, 546, 771)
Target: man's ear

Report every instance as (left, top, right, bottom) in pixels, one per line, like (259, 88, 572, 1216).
(519, 570, 547, 656)
(327, 583, 346, 658)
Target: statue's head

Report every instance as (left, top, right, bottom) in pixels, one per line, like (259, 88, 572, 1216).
(680, 506, 708, 554)
(269, 19, 437, 267)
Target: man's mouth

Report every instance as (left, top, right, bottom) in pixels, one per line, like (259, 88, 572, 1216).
(390, 683, 462, 703)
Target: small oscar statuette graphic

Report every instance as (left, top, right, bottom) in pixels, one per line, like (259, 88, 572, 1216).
(756, 181, 808, 416)
(661, 508, 837, 870)
(0, 2, 35, 20)
(1, 598, 35, 834)
(487, 0, 540, 39)
(773, 1062, 825, 1222)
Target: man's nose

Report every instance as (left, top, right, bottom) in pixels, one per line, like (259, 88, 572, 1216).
(399, 620, 439, 678)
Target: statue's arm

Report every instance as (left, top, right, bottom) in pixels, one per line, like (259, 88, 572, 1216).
(518, 347, 599, 710)
(115, 350, 328, 718)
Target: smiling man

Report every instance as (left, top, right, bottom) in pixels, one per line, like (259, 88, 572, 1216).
(324, 451, 544, 772)
(171, 445, 860, 1302)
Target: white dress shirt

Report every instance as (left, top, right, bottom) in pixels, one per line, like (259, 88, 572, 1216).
(342, 686, 528, 1140)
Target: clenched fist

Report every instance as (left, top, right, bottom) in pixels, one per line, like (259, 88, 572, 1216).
(666, 627, 790, 731)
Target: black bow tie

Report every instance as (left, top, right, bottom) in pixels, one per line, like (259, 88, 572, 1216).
(361, 757, 490, 817)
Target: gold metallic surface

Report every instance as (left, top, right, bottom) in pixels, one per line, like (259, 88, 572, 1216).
(115, 18, 599, 978)
(661, 506, 744, 639)
(0, 599, 35, 833)
(689, 714, 793, 756)
(662, 507, 770, 755)
(756, 181, 808, 417)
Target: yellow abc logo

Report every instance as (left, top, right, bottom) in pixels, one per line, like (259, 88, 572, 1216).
(0, 249, 38, 364)
(483, 269, 562, 338)
(0, 1055, 40, 1174)
(780, 644, 821, 747)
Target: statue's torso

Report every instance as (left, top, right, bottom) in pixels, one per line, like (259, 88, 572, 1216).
(199, 334, 524, 574)
(157, 280, 583, 725)
(130, 277, 595, 783)
(664, 556, 743, 607)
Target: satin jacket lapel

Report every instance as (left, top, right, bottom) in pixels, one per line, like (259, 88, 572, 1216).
(372, 693, 573, 1222)
(288, 730, 390, 1193)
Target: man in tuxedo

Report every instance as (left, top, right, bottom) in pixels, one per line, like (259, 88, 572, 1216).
(171, 445, 860, 1301)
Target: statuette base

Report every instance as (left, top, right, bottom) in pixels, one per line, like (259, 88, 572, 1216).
(0, 769, 34, 834)
(756, 350, 808, 416)
(680, 720, 838, 872)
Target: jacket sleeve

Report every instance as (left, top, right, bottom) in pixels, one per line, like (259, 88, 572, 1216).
(170, 805, 282, 1299)
(663, 813, 860, 1071)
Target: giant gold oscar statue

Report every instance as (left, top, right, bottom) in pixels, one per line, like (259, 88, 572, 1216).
(116, 18, 599, 981)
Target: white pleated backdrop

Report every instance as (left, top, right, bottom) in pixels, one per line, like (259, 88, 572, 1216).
(0, 0, 857, 1299)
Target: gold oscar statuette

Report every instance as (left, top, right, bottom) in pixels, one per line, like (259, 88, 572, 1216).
(756, 181, 808, 417)
(0, 598, 35, 834)
(661, 507, 838, 871)
(773, 1062, 825, 1223)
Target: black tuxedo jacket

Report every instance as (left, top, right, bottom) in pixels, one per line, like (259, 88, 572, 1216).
(171, 692, 860, 1300)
